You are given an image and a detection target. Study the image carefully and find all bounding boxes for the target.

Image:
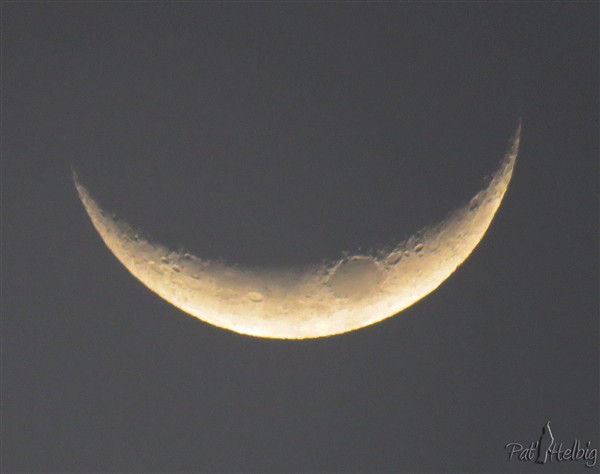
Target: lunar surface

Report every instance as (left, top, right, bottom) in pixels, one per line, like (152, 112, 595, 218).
(74, 122, 520, 339)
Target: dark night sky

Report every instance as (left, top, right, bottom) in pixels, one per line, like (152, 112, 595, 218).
(2, 2, 598, 473)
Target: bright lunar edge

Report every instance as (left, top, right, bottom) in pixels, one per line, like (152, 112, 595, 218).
(74, 122, 520, 339)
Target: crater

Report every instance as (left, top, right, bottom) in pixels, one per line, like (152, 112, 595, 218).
(327, 257, 382, 299)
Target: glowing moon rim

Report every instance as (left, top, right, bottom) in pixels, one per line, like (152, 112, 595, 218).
(74, 122, 520, 339)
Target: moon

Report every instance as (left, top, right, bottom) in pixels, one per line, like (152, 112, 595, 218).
(74, 122, 520, 339)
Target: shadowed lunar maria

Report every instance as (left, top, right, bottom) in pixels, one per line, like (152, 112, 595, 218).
(74, 122, 520, 339)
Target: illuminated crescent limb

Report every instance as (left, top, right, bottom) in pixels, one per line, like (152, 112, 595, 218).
(74, 121, 520, 339)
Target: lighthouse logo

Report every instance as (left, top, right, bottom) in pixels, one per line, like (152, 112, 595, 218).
(536, 421, 554, 464)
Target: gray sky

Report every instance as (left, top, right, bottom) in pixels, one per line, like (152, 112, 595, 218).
(2, 2, 598, 472)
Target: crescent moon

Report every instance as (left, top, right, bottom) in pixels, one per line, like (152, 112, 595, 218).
(74, 122, 520, 339)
